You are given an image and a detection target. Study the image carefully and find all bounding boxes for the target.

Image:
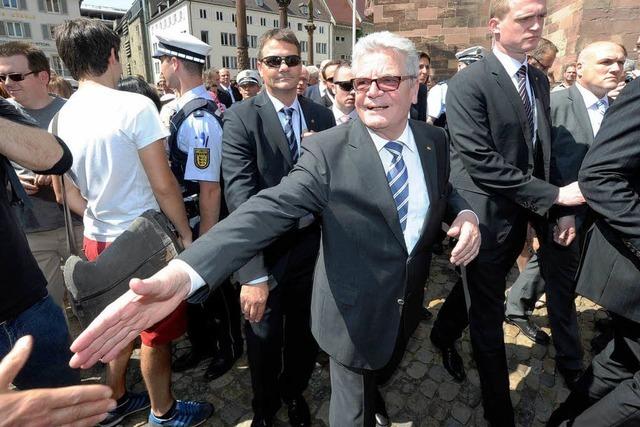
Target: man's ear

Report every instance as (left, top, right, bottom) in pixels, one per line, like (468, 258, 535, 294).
(488, 17, 501, 37)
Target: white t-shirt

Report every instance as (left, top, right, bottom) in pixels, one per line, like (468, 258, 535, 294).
(53, 84, 169, 242)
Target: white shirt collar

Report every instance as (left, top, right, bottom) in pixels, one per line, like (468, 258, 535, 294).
(177, 85, 210, 109)
(575, 82, 608, 110)
(493, 47, 528, 78)
(367, 122, 416, 154)
(266, 90, 301, 115)
(332, 103, 357, 121)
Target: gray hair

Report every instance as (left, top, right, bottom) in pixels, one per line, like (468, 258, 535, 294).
(306, 65, 319, 79)
(352, 31, 419, 77)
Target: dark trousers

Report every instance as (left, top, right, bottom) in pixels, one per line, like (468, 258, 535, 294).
(549, 315, 640, 426)
(245, 229, 320, 418)
(186, 279, 243, 359)
(432, 223, 526, 427)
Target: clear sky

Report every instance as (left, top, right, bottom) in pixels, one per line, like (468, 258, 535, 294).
(83, 0, 135, 10)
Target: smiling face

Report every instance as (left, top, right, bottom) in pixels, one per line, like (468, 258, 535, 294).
(257, 39, 301, 97)
(489, 0, 547, 60)
(354, 49, 418, 141)
(0, 54, 49, 107)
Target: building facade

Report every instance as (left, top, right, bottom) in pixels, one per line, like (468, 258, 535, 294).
(325, 0, 373, 61)
(0, 0, 80, 77)
(115, 0, 153, 81)
(147, 0, 333, 82)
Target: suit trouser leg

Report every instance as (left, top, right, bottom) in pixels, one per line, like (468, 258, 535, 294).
(207, 280, 243, 359)
(549, 315, 640, 426)
(431, 277, 468, 346)
(329, 358, 377, 427)
(538, 235, 583, 370)
(185, 290, 220, 356)
(505, 253, 545, 318)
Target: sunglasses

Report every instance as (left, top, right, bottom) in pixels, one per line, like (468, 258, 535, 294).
(529, 56, 550, 72)
(334, 80, 354, 92)
(352, 75, 415, 93)
(0, 71, 36, 83)
(260, 55, 302, 68)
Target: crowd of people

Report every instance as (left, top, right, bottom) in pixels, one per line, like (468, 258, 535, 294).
(1, 0, 640, 425)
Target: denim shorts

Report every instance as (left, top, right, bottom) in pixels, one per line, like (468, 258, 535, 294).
(0, 294, 80, 389)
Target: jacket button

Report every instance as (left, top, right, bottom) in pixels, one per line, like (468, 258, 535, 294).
(397, 298, 404, 305)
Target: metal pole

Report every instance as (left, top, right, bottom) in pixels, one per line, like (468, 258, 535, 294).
(277, 0, 291, 29)
(236, 0, 249, 70)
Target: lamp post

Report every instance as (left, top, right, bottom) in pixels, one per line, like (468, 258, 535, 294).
(300, 0, 316, 65)
(276, 0, 291, 28)
(236, 0, 249, 70)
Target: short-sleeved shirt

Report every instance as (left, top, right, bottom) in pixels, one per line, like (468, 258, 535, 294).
(427, 81, 448, 120)
(174, 85, 223, 183)
(53, 84, 169, 242)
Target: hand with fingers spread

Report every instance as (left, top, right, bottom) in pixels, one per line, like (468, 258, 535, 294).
(0, 336, 115, 427)
(69, 262, 193, 369)
(447, 211, 481, 266)
(240, 282, 269, 323)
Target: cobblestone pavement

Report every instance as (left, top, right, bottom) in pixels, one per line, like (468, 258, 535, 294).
(77, 250, 604, 427)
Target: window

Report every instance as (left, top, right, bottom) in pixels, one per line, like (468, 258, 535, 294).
(300, 41, 307, 53)
(250, 57, 258, 69)
(246, 15, 253, 25)
(247, 35, 257, 48)
(216, 11, 223, 21)
(2, 0, 18, 8)
(154, 61, 160, 74)
(205, 56, 211, 69)
(315, 42, 327, 54)
(232, 13, 235, 23)
(45, 0, 62, 13)
(288, 22, 291, 28)
(221, 32, 236, 47)
(335, 36, 345, 42)
(41, 24, 56, 39)
(5, 22, 29, 38)
(229, 33, 236, 47)
(319, 26, 324, 34)
(199, 9, 206, 19)
(298, 23, 302, 31)
(200, 30, 208, 44)
(222, 56, 237, 69)
(260, 17, 266, 26)
(273, 19, 278, 27)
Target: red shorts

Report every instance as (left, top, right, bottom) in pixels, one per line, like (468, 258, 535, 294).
(83, 237, 187, 347)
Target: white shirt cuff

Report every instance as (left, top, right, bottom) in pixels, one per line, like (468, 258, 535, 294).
(169, 259, 207, 297)
(245, 276, 269, 285)
(457, 209, 479, 225)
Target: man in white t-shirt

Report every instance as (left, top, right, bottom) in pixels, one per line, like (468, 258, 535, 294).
(54, 18, 212, 427)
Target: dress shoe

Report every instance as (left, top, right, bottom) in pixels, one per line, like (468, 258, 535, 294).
(204, 347, 243, 381)
(250, 414, 274, 427)
(420, 306, 433, 322)
(505, 316, 550, 345)
(375, 389, 390, 426)
(558, 366, 583, 391)
(284, 396, 311, 426)
(431, 338, 466, 382)
(172, 350, 209, 372)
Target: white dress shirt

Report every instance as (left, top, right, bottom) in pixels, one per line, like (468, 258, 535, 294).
(219, 83, 236, 103)
(332, 104, 358, 124)
(493, 48, 538, 145)
(266, 91, 308, 153)
(574, 82, 609, 137)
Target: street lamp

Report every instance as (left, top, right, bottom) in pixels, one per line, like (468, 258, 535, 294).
(299, 0, 316, 65)
(276, 0, 291, 29)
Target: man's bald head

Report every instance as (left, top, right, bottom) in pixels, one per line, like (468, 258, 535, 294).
(577, 41, 626, 99)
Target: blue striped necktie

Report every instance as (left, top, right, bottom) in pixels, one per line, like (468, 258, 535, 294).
(516, 65, 535, 142)
(384, 141, 409, 232)
(595, 99, 608, 116)
(282, 107, 299, 162)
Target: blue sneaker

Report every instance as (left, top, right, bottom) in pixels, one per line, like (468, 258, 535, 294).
(98, 391, 151, 427)
(148, 400, 215, 426)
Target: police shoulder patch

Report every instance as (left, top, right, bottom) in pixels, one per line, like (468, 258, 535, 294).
(194, 147, 210, 169)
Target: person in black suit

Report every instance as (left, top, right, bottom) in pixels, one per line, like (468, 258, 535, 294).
(428, 0, 586, 425)
(548, 76, 640, 427)
(218, 67, 242, 108)
(68, 31, 481, 427)
(220, 30, 334, 427)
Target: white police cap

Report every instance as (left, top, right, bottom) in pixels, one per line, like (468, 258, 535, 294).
(152, 31, 211, 64)
(455, 46, 487, 64)
(237, 69, 262, 86)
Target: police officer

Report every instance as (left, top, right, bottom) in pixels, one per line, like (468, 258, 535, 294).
(152, 31, 243, 380)
(426, 46, 487, 128)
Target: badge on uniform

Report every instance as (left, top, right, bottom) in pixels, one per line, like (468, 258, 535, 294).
(194, 147, 210, 169)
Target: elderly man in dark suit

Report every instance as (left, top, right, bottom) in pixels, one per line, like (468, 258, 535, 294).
(68, 31, 481, 427)
(428, 0, 586, 425)
(548, 77, 640, 427)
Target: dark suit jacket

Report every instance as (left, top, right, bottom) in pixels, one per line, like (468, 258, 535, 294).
(446, 53, 558, 253)
(217, 85, 242, 108)
(305, 83, 333, 108)
(181, 118, 470, 369)
(577, 78, 640, 323)
(221, 90, 334, 284)
(410, 83, 428, 122)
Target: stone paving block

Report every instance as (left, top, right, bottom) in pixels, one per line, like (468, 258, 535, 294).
(407, 361, 429, 380)
(437, 382, 460, 402)
(419, 378, 438, 399)
(451, 402, 472, 424)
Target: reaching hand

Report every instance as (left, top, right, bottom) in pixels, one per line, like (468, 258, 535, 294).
(19, 176, 38, 195)
(556, 182, 586, 207)
(69, 262, 192, 369)
(240, 282, 269, 323)
(554, 215, 577, 246)
(0, 336, 115, 427)
(448, 211, 481, 266)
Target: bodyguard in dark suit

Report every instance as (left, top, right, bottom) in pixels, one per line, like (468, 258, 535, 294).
(548, 75, 640, 427)
(68, 31, 481, 427)
(218, 68, 242, 108)
(221, 30, 334, 426)
(429, 1, 585, 425)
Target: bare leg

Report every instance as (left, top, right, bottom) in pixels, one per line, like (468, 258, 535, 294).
(141, 343, 174, 416)
(106, 342, 135, 400)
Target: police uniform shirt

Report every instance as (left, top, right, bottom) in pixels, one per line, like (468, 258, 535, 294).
(176, 85, 223, 182)
(427, 81, 448, 120)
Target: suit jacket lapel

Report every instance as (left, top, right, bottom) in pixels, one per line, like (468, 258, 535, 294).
(298, 96, 320, 132)
(255, 91, 293, 168)
(568, 85, 595, 145)
(347, 120, 407, 252)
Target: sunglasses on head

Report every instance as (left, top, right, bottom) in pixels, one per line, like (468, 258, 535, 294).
(260, 55, 302, 68)
(334, 80, 354, 92)
(0, 71, 36, 83)
(352, 75, 415, 92)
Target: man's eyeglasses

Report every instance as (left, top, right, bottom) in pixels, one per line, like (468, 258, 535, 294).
(260, 55, 302, 68)
(0, 71, 36, 83)
(334, 80, 354, 92)
(529, 56, 550, 72)
(352, 75, 415, 92)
